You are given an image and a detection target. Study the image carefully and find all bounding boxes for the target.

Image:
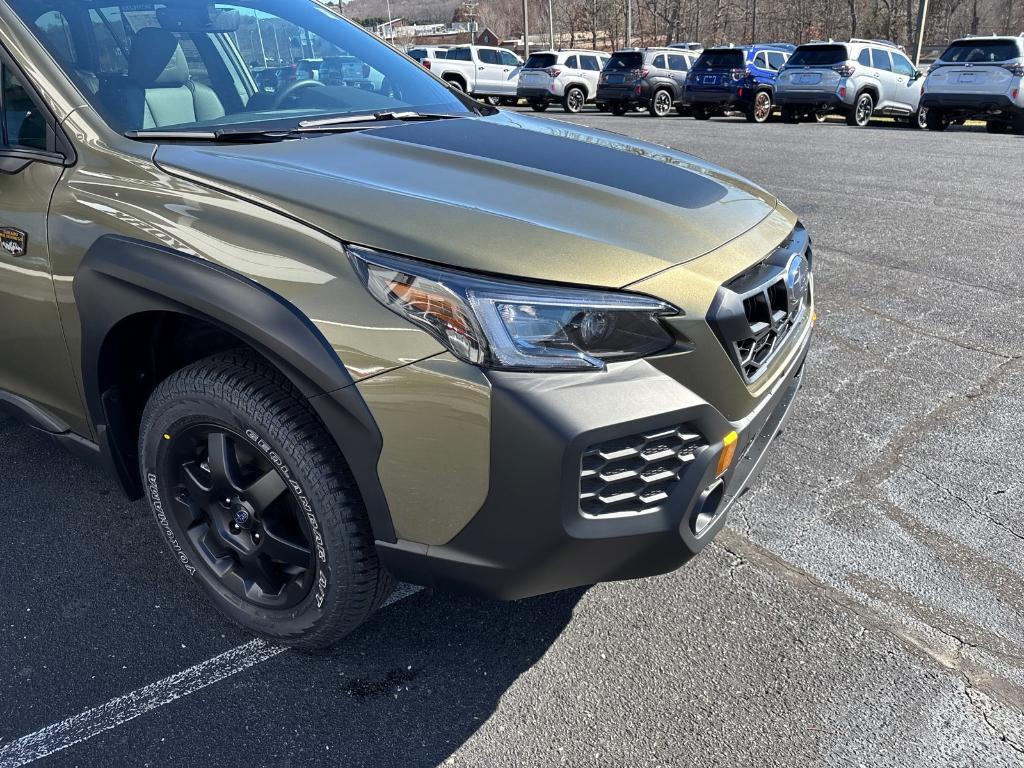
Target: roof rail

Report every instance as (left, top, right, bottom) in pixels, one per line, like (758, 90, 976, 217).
(850, 37, 904, 50)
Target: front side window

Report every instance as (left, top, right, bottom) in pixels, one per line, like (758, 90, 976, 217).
(478, 48, 500, 65)
(2, 64, 48, 150)
(498, 50, 519, 67)
(891, 53, 915, 76)
(10, 0, 473, 134)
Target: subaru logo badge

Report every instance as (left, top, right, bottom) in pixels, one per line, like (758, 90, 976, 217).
(233, 507, 250, 525)
(785, 253, 810, 311)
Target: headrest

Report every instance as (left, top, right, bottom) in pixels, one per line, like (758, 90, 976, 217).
(129, 28, 190, 87)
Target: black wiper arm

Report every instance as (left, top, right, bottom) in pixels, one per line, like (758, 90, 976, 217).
(296, 111, 466, 131)
(124, 128, 294, 143)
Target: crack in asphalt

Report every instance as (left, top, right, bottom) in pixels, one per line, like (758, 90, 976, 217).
(713, 529, 1024, 730)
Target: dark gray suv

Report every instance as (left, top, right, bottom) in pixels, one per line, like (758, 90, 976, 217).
(597, 48, 697, 116)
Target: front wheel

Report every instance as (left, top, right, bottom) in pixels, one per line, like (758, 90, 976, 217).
(746, 90, 773, 123)
(139, 352, 394, 649)
(908, 107, 927, 129)
(563, 86, 586, 113)
(846, 92, 874, 127)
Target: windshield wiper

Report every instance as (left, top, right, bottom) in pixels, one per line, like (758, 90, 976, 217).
(125, 128, 295, 142)
(296, 111, 466, 131)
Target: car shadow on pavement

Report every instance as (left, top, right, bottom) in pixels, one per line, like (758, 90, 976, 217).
(0, 414, 583, 766)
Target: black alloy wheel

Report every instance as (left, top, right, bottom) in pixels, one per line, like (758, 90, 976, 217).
(167, 424, 315, 609)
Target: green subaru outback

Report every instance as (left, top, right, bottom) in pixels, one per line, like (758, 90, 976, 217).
(0, 0, 814, 647)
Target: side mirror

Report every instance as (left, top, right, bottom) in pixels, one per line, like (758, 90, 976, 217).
(912, 70, 923, 80)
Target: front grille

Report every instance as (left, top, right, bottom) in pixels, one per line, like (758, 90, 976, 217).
(709, 223, 812, 384)
(579, 425, 708, 517)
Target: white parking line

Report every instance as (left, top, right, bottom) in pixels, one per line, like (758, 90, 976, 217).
(0, 584, 422, 767)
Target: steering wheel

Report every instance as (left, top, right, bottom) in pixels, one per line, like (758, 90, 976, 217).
(272, 78, 326, 109)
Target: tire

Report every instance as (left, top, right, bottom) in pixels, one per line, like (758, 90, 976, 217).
(139, 351, 394, 649)
(780, 106, 799, 123)
(746, 90, 773, 123)
(986, 119, 1009, 134)
(675, 103, 690, 116)
(529, 99, 549, 112)
(481, 95, 501, 107)
(563, 85, 586, 113)
(692, 105, 710, 120)
(926, 108, 949, 131)
(610, 102, 628, 116)
(444, 77, 465, 92)
(812, 111, 828, 123)
(648, 88, 673, 117)
(845, 92, 874, 127)
(908, 107, 927, 129)
(499, 97, 518, 106)
(595, 102, 607, 112)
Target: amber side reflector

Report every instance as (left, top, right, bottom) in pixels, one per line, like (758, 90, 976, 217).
(716, 431, 738, 477)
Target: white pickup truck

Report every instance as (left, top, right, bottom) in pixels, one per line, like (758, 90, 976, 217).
(422, 45, 524, 104)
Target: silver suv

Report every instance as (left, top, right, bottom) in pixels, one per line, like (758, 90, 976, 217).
(775, 39, 926, 127)
(921, 35, 1024, 133)
(517, 50, 610, 113)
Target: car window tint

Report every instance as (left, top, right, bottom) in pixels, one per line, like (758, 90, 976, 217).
(788, 45, 846, 66)
(652, 54, 666, 68)
(448, 47, 471, 61)
(667, 54, 689, 71)
(606, 52, 643, 70)
(891, 53, 915, 76)
(871, 49, 892, 71)
(35, 10, 78, 66)
(565, 55, 578, 68)
(753, 52, 767, 69)
(580, 55, 599, 71)
(696, 50, 745, 69)
(768, 51, 787, 69)
(2, 65, 48, 151)
(858, 48, 871, 66)
(478, 48, 499, 65)
(940, 39, 1022, 62)
(499, 50, 519, 66)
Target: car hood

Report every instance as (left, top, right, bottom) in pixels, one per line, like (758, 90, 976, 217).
(154, 111, 778, 288)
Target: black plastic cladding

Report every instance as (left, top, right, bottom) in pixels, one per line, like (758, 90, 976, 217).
(707, 223, 812, 384)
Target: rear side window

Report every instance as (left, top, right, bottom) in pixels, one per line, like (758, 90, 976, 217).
(696, 50, 745, 69)
(447, 47, 471, 61)
(565, 55, 579, 68)
(753, 52, 768, 69)
(787, 45, 847, 66)
(525, 53, 557, 69)
(667, 54, 689, 71)
(580, 55, 601, 71)
(652, 54, 666, 68)
(940, 39, 1022, 63)
(871, 49, 892, 71)
(606, 52, 643, 71)
(768, 51, 787, 69)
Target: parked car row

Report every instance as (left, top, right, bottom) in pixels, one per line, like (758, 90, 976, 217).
(417, 35, 1024, 132)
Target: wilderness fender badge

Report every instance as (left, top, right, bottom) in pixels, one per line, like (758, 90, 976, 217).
(0, 228, 27, 257)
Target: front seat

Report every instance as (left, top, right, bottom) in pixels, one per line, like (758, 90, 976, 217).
(110, 27, 226, 130)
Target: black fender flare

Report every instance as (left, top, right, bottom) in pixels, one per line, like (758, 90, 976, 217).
(73, 235, 397, 542)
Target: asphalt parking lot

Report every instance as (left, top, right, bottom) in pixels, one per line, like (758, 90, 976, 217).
(1, 111, 1022, 767)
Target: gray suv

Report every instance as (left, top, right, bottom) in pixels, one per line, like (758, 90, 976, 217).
(775, 39, 926, 127)
(597, 48, 697, 116)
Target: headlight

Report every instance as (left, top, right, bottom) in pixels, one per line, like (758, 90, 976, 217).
(349, 246, 678, 371)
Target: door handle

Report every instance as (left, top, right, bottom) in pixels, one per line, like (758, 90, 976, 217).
(479, 66, 485, 70)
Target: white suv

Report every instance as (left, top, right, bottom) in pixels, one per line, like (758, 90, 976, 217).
(517, 50, 611, 113)
(921, 35, 1024, 133)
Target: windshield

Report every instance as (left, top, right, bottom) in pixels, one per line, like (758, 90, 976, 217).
(605, 52, 643, 71)
(11, 0, 474, 134)
(695, 50, 746, 69)
(939, 39, 1023, 63)
(786, 45, 847, 66)
(524, 54, 557, 69)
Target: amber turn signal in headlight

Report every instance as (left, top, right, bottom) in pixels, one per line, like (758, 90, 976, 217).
(716, 431, 738, 477)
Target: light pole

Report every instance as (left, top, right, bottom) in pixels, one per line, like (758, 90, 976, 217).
(913, 0, 930, 67)
(548, 0, 555, 49)
(522, 0, 530, 57)
(626, 0, 632, 46)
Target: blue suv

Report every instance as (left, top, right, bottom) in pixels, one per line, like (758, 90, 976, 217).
(684, 44, 795, 122)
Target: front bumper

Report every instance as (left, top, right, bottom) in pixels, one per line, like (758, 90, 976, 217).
(376, 329, 811, 599)
(920, 92, 1023, 114)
